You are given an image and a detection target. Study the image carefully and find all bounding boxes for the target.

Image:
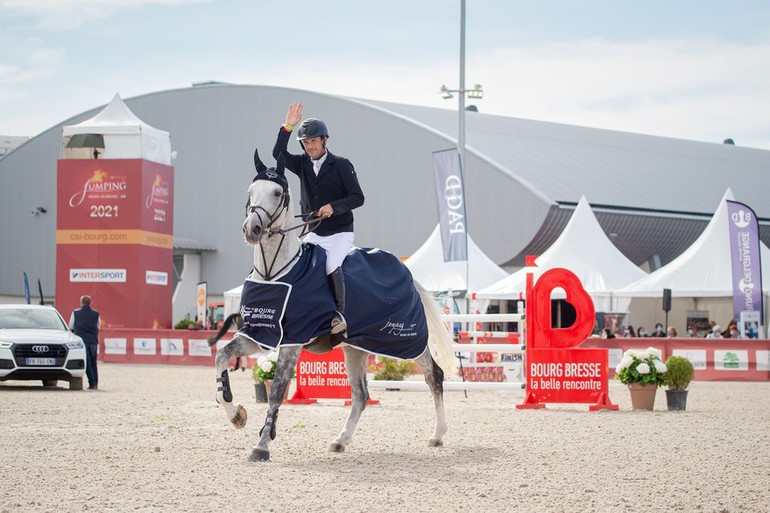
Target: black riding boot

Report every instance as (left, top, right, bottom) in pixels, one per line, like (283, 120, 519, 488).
(329, 267, 347, 344)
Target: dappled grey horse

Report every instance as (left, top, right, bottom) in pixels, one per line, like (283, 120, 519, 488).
(214, 150, 455, 462)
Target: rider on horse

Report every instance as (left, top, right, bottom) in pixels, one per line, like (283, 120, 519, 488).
(272, 101, 365, 345)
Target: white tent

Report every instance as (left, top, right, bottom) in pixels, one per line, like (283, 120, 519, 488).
(617, 189, 770, 297)
(475, 196, 647, 312)
(615, 189, 770, 334)
(223, 284, 242, 320)
(403, 225, 508, 295)
(62, 93, 171, 164)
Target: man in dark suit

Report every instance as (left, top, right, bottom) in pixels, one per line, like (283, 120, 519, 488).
(273, 101, 365, 343)
(69, 295, 101, 389)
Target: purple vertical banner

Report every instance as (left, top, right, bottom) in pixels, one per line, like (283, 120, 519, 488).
(726, 200, 763, 324)
(432, 148, 468, 262)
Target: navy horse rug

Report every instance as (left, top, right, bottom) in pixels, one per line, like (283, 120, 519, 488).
(238, 244, 429, 360)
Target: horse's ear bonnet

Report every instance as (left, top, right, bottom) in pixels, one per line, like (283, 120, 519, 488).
(252, 148, 288, 190)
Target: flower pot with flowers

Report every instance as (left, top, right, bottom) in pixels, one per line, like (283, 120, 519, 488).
(663, 355, 694, 411)
(251, 351, 292, 402)
(614, 347, 668, 410)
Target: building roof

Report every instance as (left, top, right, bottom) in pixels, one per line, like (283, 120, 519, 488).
(363, 99, 770, 266)
(364, 99, 770, 217)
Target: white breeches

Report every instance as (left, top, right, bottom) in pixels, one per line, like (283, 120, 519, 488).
(303, 231, 354, 274)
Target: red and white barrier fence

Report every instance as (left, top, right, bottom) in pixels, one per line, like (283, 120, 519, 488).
(581, 337, 770, 382)
(96, 322, 770, 386)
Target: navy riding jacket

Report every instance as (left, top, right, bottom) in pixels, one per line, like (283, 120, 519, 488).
(272, 128, 364, 237)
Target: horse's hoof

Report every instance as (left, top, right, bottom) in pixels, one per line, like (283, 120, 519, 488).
(248, 448, 270, 462)
(428, 438, 443, 447)
(328, 442, 346, 453)
(230, 405, 247, 429)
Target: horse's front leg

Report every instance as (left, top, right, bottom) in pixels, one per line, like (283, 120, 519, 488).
(215, 335, 261, 429)
(329, 347, 369, 452)
(250, 346, 302, 462)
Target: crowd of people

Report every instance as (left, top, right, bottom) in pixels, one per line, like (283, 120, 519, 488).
(599, 319, 746, 339)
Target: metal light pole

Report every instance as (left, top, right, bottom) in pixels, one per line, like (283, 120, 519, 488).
(436, 0, 485, 313)
(458, 0, 466, 170)
(438, 0, 483, 169)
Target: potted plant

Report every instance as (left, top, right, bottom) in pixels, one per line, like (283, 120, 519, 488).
(251, 351, 291, 402)
(614, 347, 668, 410)
(663, 355, 694, 411)
(369, 357, 418, 390)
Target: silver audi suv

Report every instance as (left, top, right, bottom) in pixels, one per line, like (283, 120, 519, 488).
(0, 304, 87, 390)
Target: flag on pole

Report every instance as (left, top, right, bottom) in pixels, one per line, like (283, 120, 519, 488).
(432, 148, 468, 262)
(37, 278, 45, 305)
(22, 272, 31, 304)
(726, 200, 763, 326)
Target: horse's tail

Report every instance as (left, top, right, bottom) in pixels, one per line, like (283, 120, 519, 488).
(416, 281, 455, 375)
(207, 313, 244, 347)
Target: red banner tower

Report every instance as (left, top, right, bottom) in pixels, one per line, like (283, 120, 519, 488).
(55, 94, 174, 328)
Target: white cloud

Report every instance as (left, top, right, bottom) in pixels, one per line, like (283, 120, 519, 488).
(0, 0, 211, 27)
(468, 37, 770, 147)
(215, 37, 770, 148)
(1, 29, 768, 150)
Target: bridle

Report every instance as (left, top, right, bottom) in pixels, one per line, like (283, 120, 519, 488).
(245, 184, 323, 280)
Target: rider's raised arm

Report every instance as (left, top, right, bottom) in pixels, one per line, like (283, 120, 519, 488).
(272, 127, 303, 176)
(272, 101, 304, 176)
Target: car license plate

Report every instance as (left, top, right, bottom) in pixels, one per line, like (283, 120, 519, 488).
(26, 357, 56, 366)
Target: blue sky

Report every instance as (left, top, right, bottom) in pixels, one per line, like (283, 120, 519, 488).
(2, 0, 770, 149)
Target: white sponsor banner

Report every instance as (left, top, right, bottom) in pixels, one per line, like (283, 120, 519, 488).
(70, 268, 127, 283)
(671, 349, 707, 370)
(607, 348, 623, 369)
(146, 270, 168, 286)
(714, 350, 748, 371)
(160, 338, 184, 356)
(756, 350, 769, 371)
(134, 337, 157, 355)
(104, 338, 126, 355)
(188, 339, 212, 357)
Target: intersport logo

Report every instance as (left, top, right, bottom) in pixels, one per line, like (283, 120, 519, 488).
(70, 269, 127, 282)
(146, 270, 168, 286)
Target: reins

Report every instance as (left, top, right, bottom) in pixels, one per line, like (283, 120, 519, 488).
(247, 193, 323, 280)
(266, 213, 324, 238)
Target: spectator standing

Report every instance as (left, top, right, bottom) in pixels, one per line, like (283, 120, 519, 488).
(667, 326, 678, 337)
(637, 326, 649, 337)
(707, 325, 723, 339)
(723, 319, 739, 338)
(69, 295, 100, 390)
(601, 328, 616, 339)
(623, 324, 637, 337)
(651, 323, 667, 337)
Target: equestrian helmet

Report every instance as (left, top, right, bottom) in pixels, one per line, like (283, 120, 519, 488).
(296, 118, 329, 140)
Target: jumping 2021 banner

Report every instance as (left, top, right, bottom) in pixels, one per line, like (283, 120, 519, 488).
(726, 200, 763, 333)
(56, 159, 174, 328)
(432, 148, 468, 263)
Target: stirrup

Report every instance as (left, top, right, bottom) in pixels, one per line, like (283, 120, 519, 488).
(330, 316, 347, 336)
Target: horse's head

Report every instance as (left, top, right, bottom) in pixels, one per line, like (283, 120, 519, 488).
(243, 149, 291, 245)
